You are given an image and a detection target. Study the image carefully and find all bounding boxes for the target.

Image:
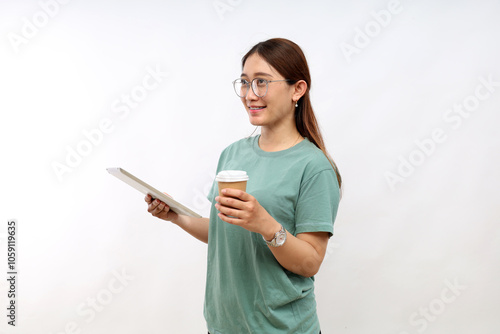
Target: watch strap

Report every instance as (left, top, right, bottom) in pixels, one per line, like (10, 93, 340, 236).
(263, 224, 286, 247)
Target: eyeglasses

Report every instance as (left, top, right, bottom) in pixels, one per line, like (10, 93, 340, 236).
(232, 78, 291, 98)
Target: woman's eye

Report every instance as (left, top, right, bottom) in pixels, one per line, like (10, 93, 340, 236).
(240, 79, 249, 85)
(256, 79, 267, 86)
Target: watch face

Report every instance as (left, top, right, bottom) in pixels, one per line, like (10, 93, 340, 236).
(276, 232, 286, 245)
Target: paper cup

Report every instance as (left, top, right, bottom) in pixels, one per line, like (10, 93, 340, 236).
(216, 170, 249, 197)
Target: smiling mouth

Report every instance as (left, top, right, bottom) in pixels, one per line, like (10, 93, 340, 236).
(249, 106, 266, 111)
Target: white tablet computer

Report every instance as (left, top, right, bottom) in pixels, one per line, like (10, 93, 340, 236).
(107, 167, 202, 218)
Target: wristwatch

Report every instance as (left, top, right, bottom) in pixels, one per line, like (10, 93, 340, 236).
(263, 225, 287, 247)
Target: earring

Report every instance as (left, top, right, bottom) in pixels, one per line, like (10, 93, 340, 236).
(295, 101, 298, 108)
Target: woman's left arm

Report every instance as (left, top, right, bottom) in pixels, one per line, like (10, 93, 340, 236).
(215, 188, 330, 277)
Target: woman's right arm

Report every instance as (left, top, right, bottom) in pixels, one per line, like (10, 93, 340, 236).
(145, 194, 209, 244)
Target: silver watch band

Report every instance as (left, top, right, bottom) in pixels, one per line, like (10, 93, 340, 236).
(263, 224, 287, 247)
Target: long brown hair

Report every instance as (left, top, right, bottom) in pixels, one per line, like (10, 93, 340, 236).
(242, 38, 342, 189)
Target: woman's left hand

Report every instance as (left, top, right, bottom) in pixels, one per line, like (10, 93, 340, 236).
(215, 188, 280, 239)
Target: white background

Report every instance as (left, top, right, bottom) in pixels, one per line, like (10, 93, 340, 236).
(1, 0, 499, 333)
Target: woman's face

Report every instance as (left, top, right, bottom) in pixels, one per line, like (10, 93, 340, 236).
(240, 54, 296, 128)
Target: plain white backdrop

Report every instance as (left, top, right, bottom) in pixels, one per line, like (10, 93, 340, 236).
(1, 0, 499, 333)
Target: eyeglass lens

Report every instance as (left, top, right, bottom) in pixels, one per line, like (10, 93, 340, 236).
(233, 79, 268, 98)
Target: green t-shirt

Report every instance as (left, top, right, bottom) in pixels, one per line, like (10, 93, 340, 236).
(204, 135, 340, 334)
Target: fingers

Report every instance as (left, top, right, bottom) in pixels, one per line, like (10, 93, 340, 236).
(220, 188, 249, 200)
(147, 198, 170, 217)
(217, 212, 239, 225)
(215, 190, 255, 221)
(215, 203, 241, 219)
(215, 195, 246, 210)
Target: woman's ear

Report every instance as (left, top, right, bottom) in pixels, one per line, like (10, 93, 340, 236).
(292, 80, 308, 102)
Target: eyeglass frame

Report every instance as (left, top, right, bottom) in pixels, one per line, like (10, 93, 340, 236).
(232, 78, 293, 98)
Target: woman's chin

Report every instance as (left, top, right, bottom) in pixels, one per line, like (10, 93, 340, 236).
(248, 115, 265, 126)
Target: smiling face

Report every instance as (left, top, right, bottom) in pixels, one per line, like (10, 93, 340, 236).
(240, 53, 297, 128)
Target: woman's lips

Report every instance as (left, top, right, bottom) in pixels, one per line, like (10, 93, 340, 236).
(248, 106, 266, 114)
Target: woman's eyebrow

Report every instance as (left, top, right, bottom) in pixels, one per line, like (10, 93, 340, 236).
(240, 72, 273, 78)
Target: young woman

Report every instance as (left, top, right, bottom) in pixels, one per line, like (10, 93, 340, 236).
(146, 38, 341, 334)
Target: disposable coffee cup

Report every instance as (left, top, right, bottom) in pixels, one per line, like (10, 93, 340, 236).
(216, 170, 249, 197)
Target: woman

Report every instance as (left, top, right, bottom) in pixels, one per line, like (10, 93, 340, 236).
(146, 38, 341, 334)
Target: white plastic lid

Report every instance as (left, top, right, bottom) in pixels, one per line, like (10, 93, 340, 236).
(215, 170, 249, 182)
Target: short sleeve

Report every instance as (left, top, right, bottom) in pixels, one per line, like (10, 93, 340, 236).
(207, 179, 217, 203)
(294, 169, 340, 236)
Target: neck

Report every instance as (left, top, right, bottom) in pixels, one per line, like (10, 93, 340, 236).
(259, 121, 303, 152)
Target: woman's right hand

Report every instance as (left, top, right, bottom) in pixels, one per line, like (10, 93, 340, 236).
(145, 194, 178, 222)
